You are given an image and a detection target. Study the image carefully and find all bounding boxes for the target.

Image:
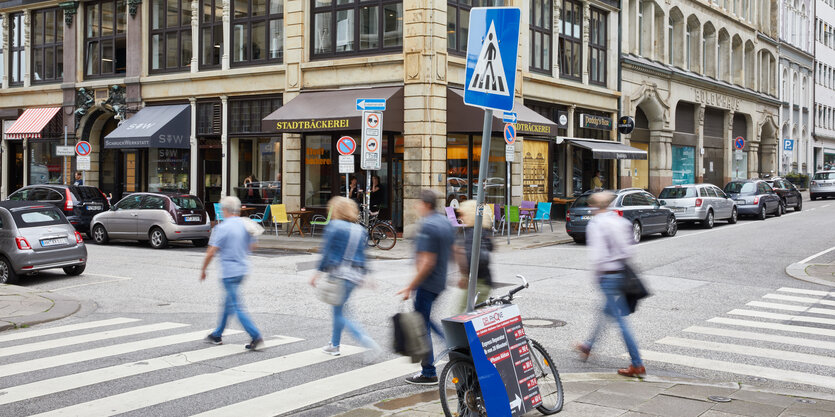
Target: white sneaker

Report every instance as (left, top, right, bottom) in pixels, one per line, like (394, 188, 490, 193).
(322, 343, 340, 356)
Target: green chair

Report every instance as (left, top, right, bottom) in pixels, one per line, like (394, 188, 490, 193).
(499, 205, 522, 236)
(310, 209, 332, 237)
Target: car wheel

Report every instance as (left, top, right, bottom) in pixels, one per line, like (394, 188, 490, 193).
(63, 264, 86, 276)
(92, 224, 109, 245)
(0, 256, 17, 285)
(728, 208, 738, 224)
(632, 221, 642, 243)
(662, 217, 678, 237)
(795, 199, 802, 212)
(193, 238, 209, 248)
(149, 227, 169, 249)
(701, 210, 715, 229)
(758, 204, 767, 220)
(775, 202, 784, 217)
(571, 235, 585, 244)
(811, 194, 818, 201)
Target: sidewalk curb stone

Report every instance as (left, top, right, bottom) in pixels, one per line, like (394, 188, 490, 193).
(785, 262, 835, 288)
(0, 285, 81, 332)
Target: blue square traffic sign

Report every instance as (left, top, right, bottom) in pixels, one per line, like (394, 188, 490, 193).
(464, 7, 521, 112)
(783, 139, 794, 151)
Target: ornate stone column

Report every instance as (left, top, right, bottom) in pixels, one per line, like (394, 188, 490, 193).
(1, 13, 7, 89)
(648, 129, 673, 194)
(191, 0, 199, 73)
(748, 142, 760, 178)
(189, 97, 198, 195)
(696, 104, 705, 182)
(221, 0, 230, 70)
(23, 11, 30, 88)
(125, 0, 143, 112)
(724, 110, 734, 183)
(581, 1, 590, 84)
(220, 95, 228, 197)
(552, 0, 561, 77)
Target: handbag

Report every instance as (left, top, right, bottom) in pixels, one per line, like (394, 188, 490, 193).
(621, 263, 650, 314)
(316, 225, 362, 305)
(392, 306, 429, 363)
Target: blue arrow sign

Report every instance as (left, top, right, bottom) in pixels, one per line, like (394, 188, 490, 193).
(356, 98, 386, 111)
(464, 7, 521, 112)
(502, 112, 517, 124)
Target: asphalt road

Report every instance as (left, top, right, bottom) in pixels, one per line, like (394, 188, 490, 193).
(2, 198, 835, 417)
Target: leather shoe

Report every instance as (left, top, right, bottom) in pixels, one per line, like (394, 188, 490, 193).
(573, 342, 591, 362)
(617, 365, 646, 377)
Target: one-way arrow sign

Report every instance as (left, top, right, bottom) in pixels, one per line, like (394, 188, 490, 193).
(356, 98, 386, 111)
(502, 112, 517, 124)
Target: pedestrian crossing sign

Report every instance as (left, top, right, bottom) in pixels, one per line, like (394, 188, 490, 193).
(464, 7, 521, 112)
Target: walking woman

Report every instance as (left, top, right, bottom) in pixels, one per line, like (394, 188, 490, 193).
(310, 196, 381, 357)
(455, 199, 493, 312)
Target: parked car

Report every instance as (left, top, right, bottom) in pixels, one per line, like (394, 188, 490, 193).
(0, 201, 87, 284)
(764, 177, 803, 211)
(810, 170, 835, 200)
(90, 193, 211, 249)
(723, 180, 782, 220)
(7, 185, 110, 237)
(566, 188, 677, 244)
(658, 184, 738, 228)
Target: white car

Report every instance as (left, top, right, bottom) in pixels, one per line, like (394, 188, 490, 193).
(810, 170, 835, 200)
(658, 184, 738, 228)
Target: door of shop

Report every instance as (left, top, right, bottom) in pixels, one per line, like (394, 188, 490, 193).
(198, 146, 223, 218)
(7, 141, 23, 193)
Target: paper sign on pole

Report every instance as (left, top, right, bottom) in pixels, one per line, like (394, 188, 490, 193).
(77, 156, 91, 171)
(505, 145, 515, 162)
(339, 155, 354, 173)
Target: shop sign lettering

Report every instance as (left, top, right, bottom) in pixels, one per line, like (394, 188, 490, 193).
(125, 122, 156, 130)
(305, 147, 331, 165)
(274, 119, 351, 131)
(693, 89, 740, 111)
(580, 114, 613, 130)
(158, 134, 185, 145)
(515, 122, 553, 136)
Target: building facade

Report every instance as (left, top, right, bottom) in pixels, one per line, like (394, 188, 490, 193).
(620, 0, 782, 195)
(814, 0, 835, 170)
(0, 0, 630, 234)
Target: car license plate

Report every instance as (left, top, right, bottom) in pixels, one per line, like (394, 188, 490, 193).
(86, 205, 102, 211)
(40, 238, 68, 247)
(735, 199, 746, 204)
(580, 215, 591, 220)
(673, 207, 685, 212)
(185, 215, 201, 222)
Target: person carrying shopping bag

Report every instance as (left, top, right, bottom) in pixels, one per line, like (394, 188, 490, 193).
(454, 199, 493, 312)
(310, 196, 382, 359)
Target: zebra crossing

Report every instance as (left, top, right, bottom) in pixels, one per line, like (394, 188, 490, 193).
(640, 286, 835, 390)
(0, 317, 418, 417)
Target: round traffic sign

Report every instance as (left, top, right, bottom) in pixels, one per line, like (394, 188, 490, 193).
(617, 116, 635, 135)
(366, 113, 380, 129)
(365, 137, 378, 152)
(75, 141, 92, 156)
(734, 136, 745, 150)
(336, 136, 356, 156)
(504, 123, 516, 145)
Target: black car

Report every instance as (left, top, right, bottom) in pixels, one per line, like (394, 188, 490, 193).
(723, 180, 782, 220)
(566, 188, 677, 244)
(764, 177, 802, 212)
(7, 185, 110, 236)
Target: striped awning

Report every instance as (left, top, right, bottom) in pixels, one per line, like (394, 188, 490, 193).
(4, 107, 61, 139)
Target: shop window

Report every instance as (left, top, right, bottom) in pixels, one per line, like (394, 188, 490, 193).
(529, 0, 552, 73)
(149, 148, 190, 193)
(197, 101, 222, 135)
(228, 97, 282, 134)
(200, 0, 224, 68)
(29, 141, 64, 184)
(304, 135, 332, 207)
(311, 0, 403, 58)
(31, 8, 64, 83)
(231, 0, 283, 65)
(232, 138, 282, 204)
(150, 0, 193, 72)
(445, 134, 506, 206)
(674, 102, 695, 133)
(588, 7, 607, 85)
(523, 140, 549, 202)
(85, 0, 127, 78)
(9, 13, 24, 86)
(448, 0, 505, 55)
(671, 145, 695, 185)
(559, 0, 582, 80)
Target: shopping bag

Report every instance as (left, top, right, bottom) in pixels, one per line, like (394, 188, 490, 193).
(392, 310, 429, 363)
(316, 275, 345, 305)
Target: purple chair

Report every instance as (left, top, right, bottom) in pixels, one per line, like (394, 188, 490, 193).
(445, 207, 465, 230)
(520, 201, 536, 233)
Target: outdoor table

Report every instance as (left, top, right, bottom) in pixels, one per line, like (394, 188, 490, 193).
(240, 206, 258, 218)
(287, 210, 314, 237)
(519, 207, 538, 233)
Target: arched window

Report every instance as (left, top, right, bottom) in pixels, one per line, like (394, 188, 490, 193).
(802, 76, 807, 105)
(793, 72, 799, 103)
(782, 69, 788, 98)
(703, 23, 717, 78)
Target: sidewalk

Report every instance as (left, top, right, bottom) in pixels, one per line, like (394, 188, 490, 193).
(786, 260, 835, 288)
(339, 373, 835, 417)
(256, 220, 573, 260)
(0, 284, 81, 332)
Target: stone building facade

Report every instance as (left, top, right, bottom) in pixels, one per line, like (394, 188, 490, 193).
(814, 0, 835, 170)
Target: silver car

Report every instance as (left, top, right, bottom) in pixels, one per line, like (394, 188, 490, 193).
(810, 170, 835, 200)
(91, 193, 211, 249)
(0, 202, 87, 284)
(658, 184, 738, 228)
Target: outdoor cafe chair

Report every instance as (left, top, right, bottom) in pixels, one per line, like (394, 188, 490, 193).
(269, 204, 291, 235)
(499, 205, 523, 237)
(532, 202, 553, 232)
(213, 203, 224, 222)
(445, 207, 465, 231)
(310, 209, 332, 237)
(249, 205, 271, 226)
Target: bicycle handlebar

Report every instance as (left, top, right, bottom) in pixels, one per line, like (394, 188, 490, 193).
(472, 275, 529, 309)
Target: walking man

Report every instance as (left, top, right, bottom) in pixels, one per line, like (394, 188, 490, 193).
(574, 191, 645, 377)
(200, 196, 263, 350)
(397, 189, 455, 385)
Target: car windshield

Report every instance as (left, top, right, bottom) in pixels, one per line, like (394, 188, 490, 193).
(171, 196, 203, 210)
(659, 187, 696, 199)
(572, 195, 591, 208)
(814, 172, 835, 180)
(724, 182, 755, 194)
(12, 208, 66, 228)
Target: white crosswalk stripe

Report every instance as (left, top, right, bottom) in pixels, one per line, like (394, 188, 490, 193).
(642, 287, 835, 391)
(0, 317, 140, 343)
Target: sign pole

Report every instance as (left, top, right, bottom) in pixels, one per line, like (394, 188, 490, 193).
(467, 109, 493, 312)
(365, 171, 371, 224)
(506, 159, 511, 245)
(346, 174, 350, 198)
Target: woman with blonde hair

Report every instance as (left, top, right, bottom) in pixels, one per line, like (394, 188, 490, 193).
(310, 196, 381, 357)
(454, 199, 494, 311)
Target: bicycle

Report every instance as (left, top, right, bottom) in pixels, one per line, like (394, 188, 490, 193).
(438, 275, 564, 417)
(357, 210, 397, 250)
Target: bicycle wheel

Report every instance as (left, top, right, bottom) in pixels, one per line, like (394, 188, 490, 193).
(528, 338, 564, 414)
(439, 358, 486, 417)
(370, 222, 397, 250)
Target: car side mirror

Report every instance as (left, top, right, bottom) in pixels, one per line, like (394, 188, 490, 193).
(660, 200, 667, 206)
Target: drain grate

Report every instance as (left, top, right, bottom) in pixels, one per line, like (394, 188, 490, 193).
(708, 396, 732, 403)
(796, 399, 816, 404)
(524, 318, 566, 328)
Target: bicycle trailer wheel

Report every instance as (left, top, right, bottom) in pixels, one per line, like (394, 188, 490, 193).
(528, 338, 564, 414)
(439, 358, 486, 417)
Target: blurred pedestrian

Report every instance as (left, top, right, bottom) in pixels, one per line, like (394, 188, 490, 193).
(200, 196, 263, 350)
(397, 189, 455, 385)
(310, 196, 381, 358)
(454, 200, 493, 312)
(574, 191, 645, 377)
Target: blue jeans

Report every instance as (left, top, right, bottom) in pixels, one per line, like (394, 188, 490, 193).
(212, 276, 261, 340)
(331, 280, 375, 347)
(414, 288, 445, 378)
(585, 272, 642, 367)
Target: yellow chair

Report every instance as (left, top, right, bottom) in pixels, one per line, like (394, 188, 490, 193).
(269, 204, 291, 235)
(486, 204, 496, 235)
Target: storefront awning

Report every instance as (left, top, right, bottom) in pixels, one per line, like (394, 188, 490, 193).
(104, 104, 191, 149)
(261, 86, 404, 133)
(4, 107, 61, 139)
(562, 137, 648, 160)
(447, 88, 558, 136)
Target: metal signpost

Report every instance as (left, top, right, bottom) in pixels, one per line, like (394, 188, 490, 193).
(734, 136, 744, 179)
(463, 7, 520, 313)
(76, 140, 92, 173)
(337, 136, 356, 197)
(504, 123, 516, 245)
(360, 102, 385, 224)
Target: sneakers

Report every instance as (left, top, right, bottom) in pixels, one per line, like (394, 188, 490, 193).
(617, 365, 647, 377)
(206, 334, 222, 345)
(573, 342, 591, 362)
(405, 373, 439, 386)
(245, 338, 264, 351)
(322, 343, 340, 356)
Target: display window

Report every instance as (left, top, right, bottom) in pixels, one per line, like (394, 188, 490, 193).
(149, 148, 190, 193)
(28, 140, 64, 184)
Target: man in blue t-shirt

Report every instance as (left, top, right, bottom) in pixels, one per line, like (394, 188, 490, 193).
(200, 196, 263, 350)
(397, 189, 455, 385)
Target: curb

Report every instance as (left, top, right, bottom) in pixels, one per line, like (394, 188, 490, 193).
(0, 290, 81, 332)
(785, 262, 835, 288)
